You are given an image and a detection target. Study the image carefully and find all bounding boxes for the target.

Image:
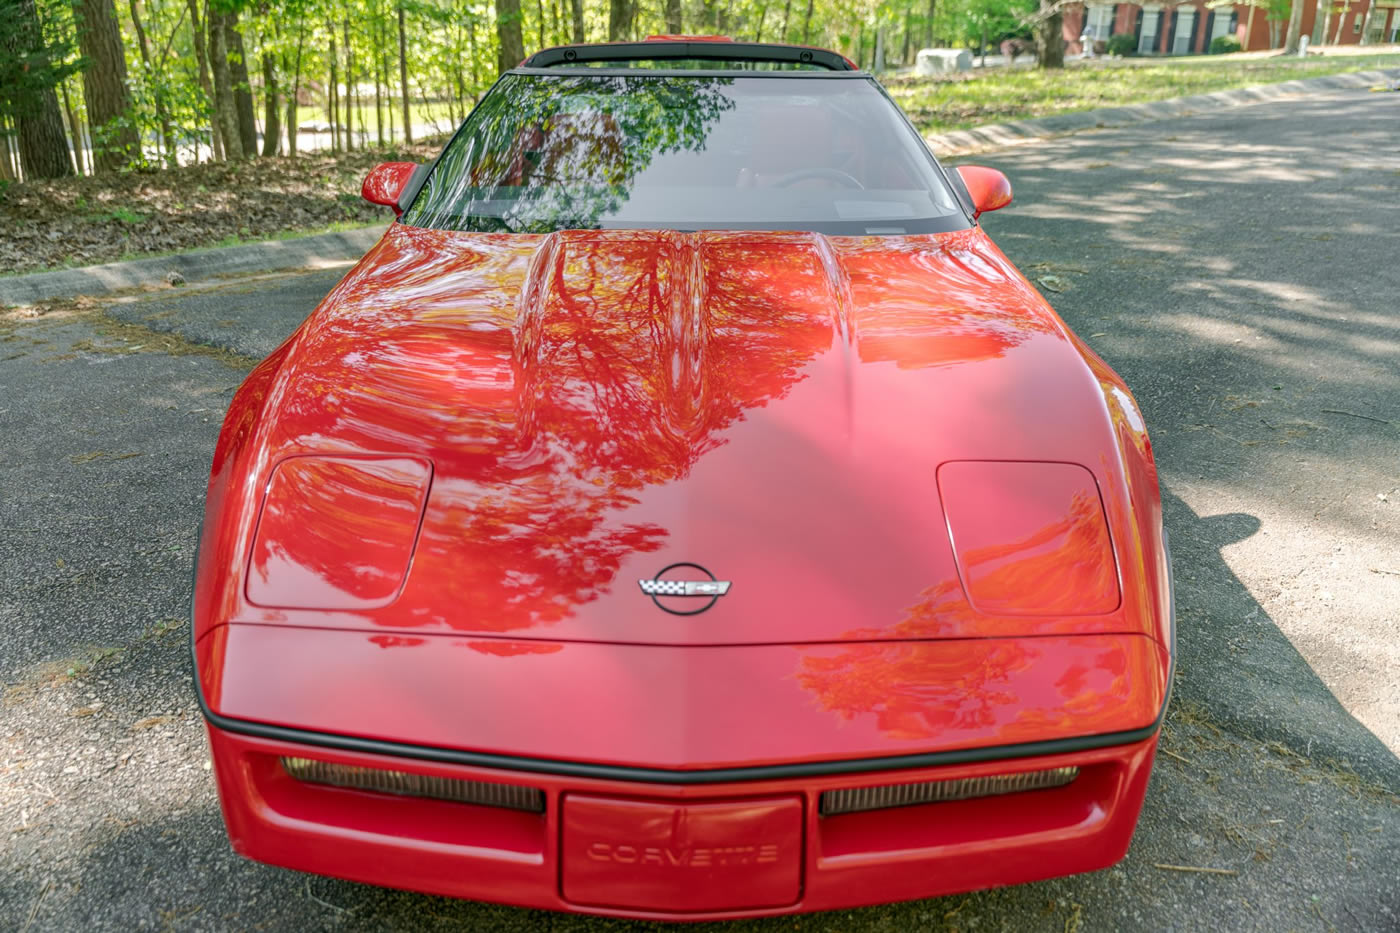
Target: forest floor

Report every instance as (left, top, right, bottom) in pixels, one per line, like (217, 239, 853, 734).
(2, 48, 1397, 278)
(0, 141, 439, 277)
(887, 48, 1400, 133)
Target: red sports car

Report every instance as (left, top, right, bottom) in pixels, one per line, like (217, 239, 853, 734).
(193, 37, 1173, 920)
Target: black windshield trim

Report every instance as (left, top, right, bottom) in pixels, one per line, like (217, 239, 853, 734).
(522, 40, 857, 72)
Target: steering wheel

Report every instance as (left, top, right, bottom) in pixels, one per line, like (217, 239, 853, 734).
(770, 167, 866, 190)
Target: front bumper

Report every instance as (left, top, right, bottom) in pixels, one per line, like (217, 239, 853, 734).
(206, 722, 1159, 920)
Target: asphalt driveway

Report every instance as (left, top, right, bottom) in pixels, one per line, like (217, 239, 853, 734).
(2, 87, 1397, 932)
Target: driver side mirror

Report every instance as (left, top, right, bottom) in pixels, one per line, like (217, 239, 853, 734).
(361, 162, 424, 215)
(955, 165, 1013, 218)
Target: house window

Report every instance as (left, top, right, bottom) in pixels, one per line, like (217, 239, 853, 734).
(1172, 9, 1196, 53)
(1086, 5, 1116, 40)
(1139, 8, 1162, 52)
(1210, 9, 1236, 41)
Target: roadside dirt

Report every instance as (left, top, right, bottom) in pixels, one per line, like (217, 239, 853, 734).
(0, 141, 439, 276)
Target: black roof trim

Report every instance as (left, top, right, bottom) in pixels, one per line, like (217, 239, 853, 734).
(521, 40, 857, 72)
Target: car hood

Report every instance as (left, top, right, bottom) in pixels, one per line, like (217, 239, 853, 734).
(248, 224, 1140, 645)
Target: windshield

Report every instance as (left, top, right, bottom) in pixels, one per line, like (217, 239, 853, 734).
(400, 73, 970, 236)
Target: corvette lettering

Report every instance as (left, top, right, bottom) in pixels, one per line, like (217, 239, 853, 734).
(585, 842, 779, 867)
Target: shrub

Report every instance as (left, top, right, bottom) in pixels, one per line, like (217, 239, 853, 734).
(1210, 34, 1243, 54)
(1106, 34, 1137, 57)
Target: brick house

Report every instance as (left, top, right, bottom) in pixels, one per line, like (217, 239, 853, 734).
(1062, 0, 1400, 55)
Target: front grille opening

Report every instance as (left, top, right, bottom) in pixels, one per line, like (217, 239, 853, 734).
(280, 757, 545, 812)
(819, 766, 1079, 816)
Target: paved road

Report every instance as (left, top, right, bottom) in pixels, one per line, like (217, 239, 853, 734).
(3, 88, 1398, 932)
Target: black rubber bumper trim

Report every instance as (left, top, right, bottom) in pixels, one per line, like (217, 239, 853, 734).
(190, 530, 1176, 786)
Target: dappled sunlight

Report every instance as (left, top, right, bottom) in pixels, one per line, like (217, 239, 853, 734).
(980, 90, 1400, 761)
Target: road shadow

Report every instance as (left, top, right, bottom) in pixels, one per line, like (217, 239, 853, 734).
(1162, 488, 1398, 789)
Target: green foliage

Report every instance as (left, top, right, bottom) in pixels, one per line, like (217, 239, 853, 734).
(1209, 34, 1243, 54)
(1105, 34, 1138, 57)
(0, 0, 83, 126)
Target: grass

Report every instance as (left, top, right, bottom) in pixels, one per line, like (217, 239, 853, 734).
(885, 50, 1400, 135)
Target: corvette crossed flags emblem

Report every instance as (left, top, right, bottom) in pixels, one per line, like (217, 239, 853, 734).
(638, 579, 732, 596)
(638, 562, 731, 615)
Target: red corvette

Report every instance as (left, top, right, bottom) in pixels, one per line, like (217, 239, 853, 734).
(193, 37, 1172, 920)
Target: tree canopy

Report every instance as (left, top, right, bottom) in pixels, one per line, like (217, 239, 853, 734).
(0, 0, 1046, 179)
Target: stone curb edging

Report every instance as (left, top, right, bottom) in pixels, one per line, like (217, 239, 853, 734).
(926, 67, 1400, 156)
(1, 224, 389, 307)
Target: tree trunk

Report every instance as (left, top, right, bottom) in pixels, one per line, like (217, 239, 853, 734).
(399, 2, 413, 143)
(925, 0, 936, 47)
(328, 31, 340, 151)
(186, 0, 220, 161)
(0, 120, 16, 181)
(16, 88, 77, 181)
(571, 0, 585, 42)
(343, 18, 355, 151)
(287, 20, 305, 157)
(802, 0, 815, 42)
(74, 0, 140, 172)
(228, 18, 257, 155)
(664, 0, 682, 32)
(779, 0, 792, 40)
(261, 52, 281, 156)
(608, 0, 630, 40)
(127, 0, 175, 166)
(1036, 0, 1065, 68)
(535, 0, 546, 48)
(497, 0, 526, 75)
(374, 20, 385, 147)
(61, 79, 86, 175)
(208, 9, 243, 158)
(7, 0, 76, 179)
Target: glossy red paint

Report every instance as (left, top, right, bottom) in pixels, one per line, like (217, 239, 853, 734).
(196, 102, 1169, 912)
(956, 165, 1014, 217)
(561, 795, 804, 911)
(938, 461, 1120, 617)
(199, 624, 1163, 768)
(196, 225, 1167, 650)
(205, 723, 1158, 919)
(246, 456, 431, 609)
(360, 161, 420, 213)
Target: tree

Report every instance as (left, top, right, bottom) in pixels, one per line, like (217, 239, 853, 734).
(261, 45, 280, 155)
(227, 13, 257, 155)
(208, 7, 243, 158)
(75, 0, 141, 171)
(2, 0, 77, 179)
(608, 0, 631, 39)
(398, 2, 411, 142)
(186, 0, 221, 160)
(664, 0, 682, 32)
(1034, 0, 1064, 67)
(496, 0, 525, 75)
(127, 0, 176, 167)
